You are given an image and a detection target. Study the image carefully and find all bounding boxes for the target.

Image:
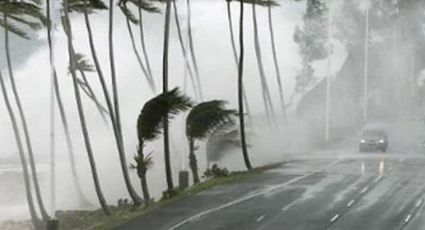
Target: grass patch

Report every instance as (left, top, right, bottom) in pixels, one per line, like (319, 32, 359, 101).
(57, 163, 281, 230)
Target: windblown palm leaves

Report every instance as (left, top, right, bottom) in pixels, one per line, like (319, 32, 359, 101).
(186, 100, 237, 184)
(136, 87, 193, 203)
(0, 1, 46, 39)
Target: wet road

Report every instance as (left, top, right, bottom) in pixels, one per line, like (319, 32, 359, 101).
(119, 154, 425, 230)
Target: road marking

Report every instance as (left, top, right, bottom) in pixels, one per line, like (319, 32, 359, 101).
(256, 215, 266, 222)
(415, 199, 423, 208)
(347, 199, 355, 207)
(360, 186, 369, 194)
(404, 214, 412, 223)
(167, 158, 344, 230)
(330, 214, 340, 223)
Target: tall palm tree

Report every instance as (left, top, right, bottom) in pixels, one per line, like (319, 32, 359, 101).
(225, 0, 252, 124)
(62, 0, 110, 214)
(118, 0, 157, 93)
(172, 0, 199, 100)
(136, 88, 193, 204)
(186, 0, 203, 100)
(237, 0, 252, 170)
(69, 0, 143, 206)
(186, 100, 237, 184)
(251, 0, 276, 123)
(138, 3, 154, 84)
(267, 0, 287, 124)
(0, 0, 49, 220)
(106, 0, 144, 205)
(0, 71, 42, 229)
(162, 0, 174, 190)
(47, 0, 90, 206)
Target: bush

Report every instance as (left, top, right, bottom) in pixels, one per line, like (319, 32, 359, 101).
(203, 164, 229, 179)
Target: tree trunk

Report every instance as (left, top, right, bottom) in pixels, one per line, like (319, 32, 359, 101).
(138, 9, 154, 85)
(238, 1, 252, 170)
(4, 14, 49, 221)
(268, 3, 287, 124)
(162, 0, 174, 190)
(47, 1, 89, 206)
(172, 0, 199, 100)
(0, 71, 42, 229)
(186, 0, 203, 100)
(63, 0, 110, 215)
(106, 0, 143, 205)
(226, 0, 252, 125)
(126, 18, 156, 93)
(79, 70, 109, 124)
(252, 2, 275, 123)
(137, 142, 151, 205)
(188, 138, 199, 184)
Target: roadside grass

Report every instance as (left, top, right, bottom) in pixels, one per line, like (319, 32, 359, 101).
(56, 163, 281, 230)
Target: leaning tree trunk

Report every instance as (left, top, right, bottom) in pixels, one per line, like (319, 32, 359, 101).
(63, 0, 110, 214)
(0, 71, 42, 230)
(106, 0, 143, 205)
(137, 141, 151, 205)
(126, 18, 156, 93)
(138, 9, 154, 86)
(4, 14, 49, 221)
(162, 0, 174, 190)
(226, 0, 252, 124)
(268, 3, 287, 124)
(172, 0, 199, 100)
(252, 2, 276, 123)
(238, 1, 252, 170)
(188, 138, 200, 184)
(47, 0, 90, 206)
(186, 0, 203, 100)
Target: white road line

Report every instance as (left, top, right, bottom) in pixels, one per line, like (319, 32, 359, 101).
(404, 214, 412, 223)
(415, 199, 423, 208)
(256, 215, 266, 222)
(330, 214, 340, 223)
(360, 186, 369, 194)
(347, 199, 355, 207)
(167, 158, 344, 230)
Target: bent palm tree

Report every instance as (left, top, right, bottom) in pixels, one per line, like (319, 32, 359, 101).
(0, 0, 49, 220)
(70, 0, 143, 206)
(118, 0, 157, 93)
(267, 0, 287, 124)
(237, 0, 252, 170)
(0, 71, 42, 229)
(47, 0, 90, 206)
(186, 100, 237, 184)
(62, 0, 110, 214)
(136, 88, 193, 203)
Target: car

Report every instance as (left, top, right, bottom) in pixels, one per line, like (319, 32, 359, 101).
(359, 128, 388, 152)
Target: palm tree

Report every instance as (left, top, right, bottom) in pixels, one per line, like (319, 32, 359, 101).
(225, 0, 252, 124)
(138, 2, 154, 84)
(186, 0, 203, 100)
(172, 0, 199, 100)
(251, 0, 277, 123)
(62, 0, 110, 214)
(47, 0, 90, 207)
(186, 100, 237, 184)
(118, 0, 157, 93)
(136, 88, 193, 204)
(267, 0, 287, 124)
(70, 0, 143, 206)
(0, 0, 49, 220)
(237, 0, 252, 170)
(162, 0, 174, 190)
(0, 71, 42, 229)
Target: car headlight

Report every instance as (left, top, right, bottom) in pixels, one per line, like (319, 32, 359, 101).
(379, 139, 385, 143)
(360, 140, 366, 143)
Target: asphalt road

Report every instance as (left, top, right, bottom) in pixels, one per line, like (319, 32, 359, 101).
(118, 153, 425, 230)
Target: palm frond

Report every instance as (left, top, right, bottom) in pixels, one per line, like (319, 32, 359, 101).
(68, 0, 108, 14)
(0, 2, 47, 25)
(0, 17, 29, 39)
(186, 100, 237, 140)
(68, 53, 95, 73)
(137, 87, 193, 142)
